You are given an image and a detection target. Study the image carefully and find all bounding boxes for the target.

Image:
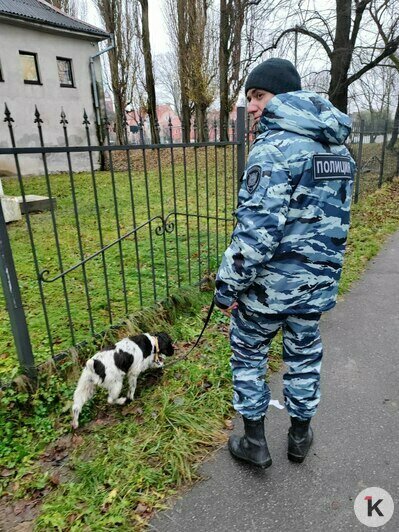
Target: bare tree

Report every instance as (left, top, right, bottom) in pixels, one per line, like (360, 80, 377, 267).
(138, 0, 160, 144)
(350, 65, 396, 141)
(259, 0, 399, 113)
(385, 60, 399, 148)
(47, 0, 86, 18)
(389, 88, 399, 148)
(219, 0, 263, 140)
(155, 51, 182, 118)
(175, 0, 193, 141)
(187, 1, 217, 141)
(164, 0, 217, 142)
(93, 0, 139, 144)
(48, 0, 72, 13)
(368, 1, 399, 147)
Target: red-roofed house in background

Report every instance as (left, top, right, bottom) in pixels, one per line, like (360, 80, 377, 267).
(157, 104, 182, 143)
(123, 104, 239, 145)
(124, 104, 182, 144)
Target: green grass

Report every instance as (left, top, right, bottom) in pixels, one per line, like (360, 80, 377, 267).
(339, 178, 399, 292)
(353, 142, 398, 199)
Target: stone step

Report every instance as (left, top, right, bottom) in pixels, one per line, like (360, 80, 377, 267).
(16, 195, 57, 214)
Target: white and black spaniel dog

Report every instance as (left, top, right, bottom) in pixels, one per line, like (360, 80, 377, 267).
(72, 332, 174, 428)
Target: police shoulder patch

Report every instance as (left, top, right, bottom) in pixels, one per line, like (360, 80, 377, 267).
(313, 154, 352, 181)
(246, 165, 261, 193)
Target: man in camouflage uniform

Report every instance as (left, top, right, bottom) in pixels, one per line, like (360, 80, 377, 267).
(214, 58, 355, 468)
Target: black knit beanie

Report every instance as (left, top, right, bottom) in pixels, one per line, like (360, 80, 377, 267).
(245, 58, 301, 96)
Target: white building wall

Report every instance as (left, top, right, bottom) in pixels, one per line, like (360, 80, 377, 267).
(0, 22, 105, 175)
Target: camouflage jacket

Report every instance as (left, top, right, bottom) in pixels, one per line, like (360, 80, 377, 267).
(215, 90, 355, 314)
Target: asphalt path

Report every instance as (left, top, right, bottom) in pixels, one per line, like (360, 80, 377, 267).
(151, 231, 399, 532)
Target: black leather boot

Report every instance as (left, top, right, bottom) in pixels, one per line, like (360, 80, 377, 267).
(228, 416, 272, 468)
(287, 416, 313, 463)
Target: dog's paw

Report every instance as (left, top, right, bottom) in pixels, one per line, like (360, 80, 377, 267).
(116, 397, 128, 405)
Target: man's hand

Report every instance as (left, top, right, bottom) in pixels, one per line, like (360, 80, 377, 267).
(218, 302, 238, 318)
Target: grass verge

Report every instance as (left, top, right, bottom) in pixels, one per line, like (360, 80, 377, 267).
(0, 178, 399, 530)
(339, 178, 399, 292)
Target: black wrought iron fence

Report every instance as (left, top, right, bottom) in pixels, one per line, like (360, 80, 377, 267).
(125, 114, 238, 146)
(0, 105, 245, 380)
(348, 119, 398, 202)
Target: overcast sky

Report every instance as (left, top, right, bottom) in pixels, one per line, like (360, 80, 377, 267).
(148, 0, 170, 54)
(87, 0, 170, 55)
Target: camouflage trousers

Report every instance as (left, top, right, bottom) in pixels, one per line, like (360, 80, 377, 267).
(229, 307, 323, 421)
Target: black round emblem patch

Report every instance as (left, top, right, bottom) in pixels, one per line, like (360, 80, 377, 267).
(246, 165, 261, 193)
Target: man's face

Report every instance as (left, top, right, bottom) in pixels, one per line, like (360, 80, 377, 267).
(246, 88, 275, 127)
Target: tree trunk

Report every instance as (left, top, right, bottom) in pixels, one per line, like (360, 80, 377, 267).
(177, 0, 191, 142)
(181, 96, 191, 142)
(113, 90, 126, 144)
(109, 46, 126, 145)
(388, 94, 399, 149)
(328, 0, 352, 113)
(139, 0, 160, 144)
(219, 0, 230, 141)
(196, 104, 209, 142)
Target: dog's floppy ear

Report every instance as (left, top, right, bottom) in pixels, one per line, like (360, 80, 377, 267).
(155, 332, 174, 356)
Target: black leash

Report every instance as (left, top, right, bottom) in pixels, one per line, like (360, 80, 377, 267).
(161, 298, 215, 369)
(120, 296, 217, 368)
(185, 298, 215, 356)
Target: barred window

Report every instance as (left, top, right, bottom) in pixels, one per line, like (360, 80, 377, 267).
(19, 51, 41, 84)
(57, 57, 75, 87)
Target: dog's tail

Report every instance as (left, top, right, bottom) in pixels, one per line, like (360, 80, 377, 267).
(86, 358, 95, 374)
(71, 362, 97, 429)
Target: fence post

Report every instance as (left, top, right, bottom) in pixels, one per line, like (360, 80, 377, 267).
(0, 201, 36, 380)
(236, 105, 246, 195)
(378, 120, 388, 188)
(354, 119, 365, 204)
